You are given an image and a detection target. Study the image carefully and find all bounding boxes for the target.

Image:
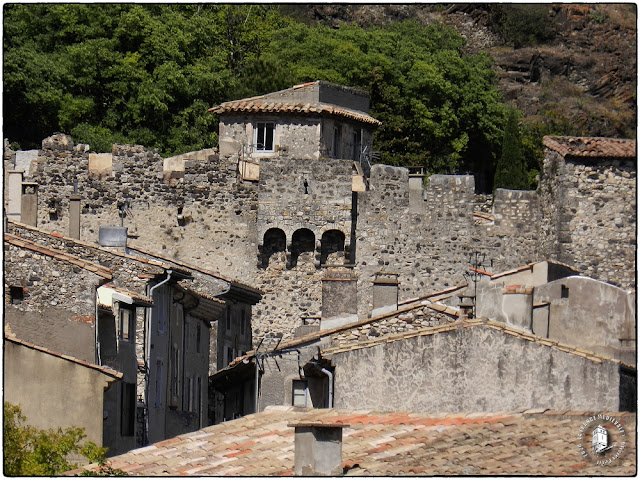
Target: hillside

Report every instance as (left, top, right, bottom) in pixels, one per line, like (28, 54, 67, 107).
(293, 3, 637, 138)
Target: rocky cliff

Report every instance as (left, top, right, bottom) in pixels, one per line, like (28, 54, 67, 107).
(291, 3, 636, 138)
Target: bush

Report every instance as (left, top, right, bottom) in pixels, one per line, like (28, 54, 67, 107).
(3, 402, 108, 476)
(493, 5, 555, 48)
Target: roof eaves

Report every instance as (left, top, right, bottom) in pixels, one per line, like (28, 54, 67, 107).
(5, 333, 123, 379)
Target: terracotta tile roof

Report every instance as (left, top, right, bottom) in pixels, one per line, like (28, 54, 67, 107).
(4, 331, 122, 380)
(543, 136, 636, 158)
(248, 293, 461, 357)
(210, 100, 382, 126)
(70, 407, 636, 476)
(126, 244, 262, 298)
(321, 318, 635, 368)
(7, 220, 191, 276)
(5, 233, 113, 280)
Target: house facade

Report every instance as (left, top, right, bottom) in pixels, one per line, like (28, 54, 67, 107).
(3, 220, 258, 454)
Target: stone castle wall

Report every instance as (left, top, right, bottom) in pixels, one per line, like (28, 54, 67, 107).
(539, 150, 636, 290)
(4, 133, 635, 346)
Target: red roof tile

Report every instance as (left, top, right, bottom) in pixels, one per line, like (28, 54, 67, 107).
(543, 136, 636, 158)
(209, 100, 381, 126)
(69, 407, 636, 476)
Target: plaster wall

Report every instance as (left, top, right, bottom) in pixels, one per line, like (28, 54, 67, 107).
(331, 326, 621, 412)
(4, 340, 116, 445)
(534, 276, 636, 361)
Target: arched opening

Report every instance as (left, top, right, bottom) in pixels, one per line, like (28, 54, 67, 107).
(290, 228, 315, 268)
(261, 228, 286, 267)
(320, 230, 345, 265)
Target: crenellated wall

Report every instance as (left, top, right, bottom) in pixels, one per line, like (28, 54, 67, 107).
(4, 133, 635, 347)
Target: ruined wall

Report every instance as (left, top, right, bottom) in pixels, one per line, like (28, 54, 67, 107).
(539, 150, 636, 290)
(331, 325, 621, 412)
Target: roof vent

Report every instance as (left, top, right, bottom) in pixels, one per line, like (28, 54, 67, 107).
(99, 226, 128, 247)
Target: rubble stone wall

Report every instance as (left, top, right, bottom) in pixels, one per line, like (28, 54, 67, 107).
(539, 151, 636, 290)
(5, 133, 635, 346)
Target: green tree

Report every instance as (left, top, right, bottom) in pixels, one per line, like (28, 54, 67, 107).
(3, 402, 107, 476)
(494, 108, 529, 191)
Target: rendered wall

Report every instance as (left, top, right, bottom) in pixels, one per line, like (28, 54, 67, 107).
(331, 326, 621, 412)
(534, 276, 636, 362)
(4, 340, 115, 445)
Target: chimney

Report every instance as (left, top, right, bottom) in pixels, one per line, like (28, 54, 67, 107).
(371, 272, 399, 317)
(289, 422, 348, 476)
(69, 194, 81, 239)
(21, 183, 38, 227)
(7, 171, 23, 222)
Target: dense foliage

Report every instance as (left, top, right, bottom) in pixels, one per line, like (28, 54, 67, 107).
(3, 402, 108, 475)
(5, 4, 513, 188)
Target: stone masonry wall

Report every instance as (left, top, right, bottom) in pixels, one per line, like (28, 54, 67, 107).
(539, 150, 636, 290)
(4, 241, 101, 363)
(5, 133, 635, 349)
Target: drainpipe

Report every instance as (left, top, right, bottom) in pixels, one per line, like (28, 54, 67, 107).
(144, 270, 172, 445)
(95, 288, 101, 366)
(254, 356, 260, 414)
(319, 367, 334, 408)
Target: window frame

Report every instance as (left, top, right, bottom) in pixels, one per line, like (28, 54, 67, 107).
(254, 122, 275, 152)
(292, 379, 308, 408)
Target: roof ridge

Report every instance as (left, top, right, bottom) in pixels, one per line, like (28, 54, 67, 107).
(4, 232, 113, 280)
(261, 293, 464, 354)
(482, 319, 635, 368)
(4, 333, 123, 379)
(126, 244, 261, 294)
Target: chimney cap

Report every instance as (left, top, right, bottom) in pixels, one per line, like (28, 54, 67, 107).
(289, 422, 350, 429)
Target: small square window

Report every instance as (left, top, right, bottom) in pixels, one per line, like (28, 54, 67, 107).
(292, 380, 308, 408)
(255, 122, 275, 152)
(561, 285, 569, 298)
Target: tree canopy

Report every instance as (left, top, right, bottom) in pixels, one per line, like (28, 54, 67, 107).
(5, 4, 515, 189)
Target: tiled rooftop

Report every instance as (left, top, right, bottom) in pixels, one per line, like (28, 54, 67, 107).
(4, 330, 122, 379)
(543, 136, 636, 158)
(210, 100, 382, 126)
(71, 406, 636, 476)
(5, 233, 113, 280)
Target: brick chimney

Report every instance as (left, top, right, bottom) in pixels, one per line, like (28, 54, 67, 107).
(289, 422, 349, 476)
